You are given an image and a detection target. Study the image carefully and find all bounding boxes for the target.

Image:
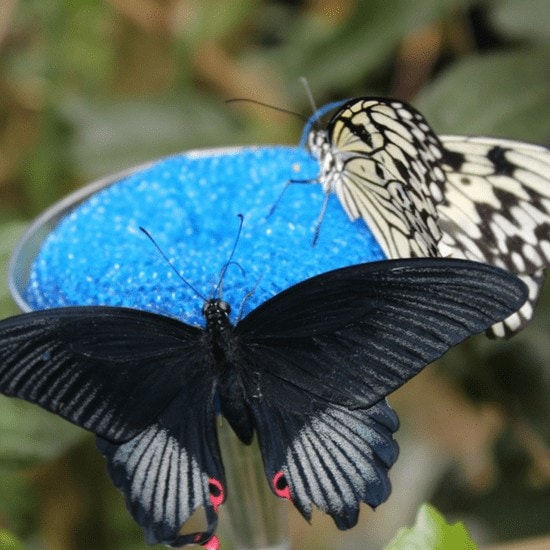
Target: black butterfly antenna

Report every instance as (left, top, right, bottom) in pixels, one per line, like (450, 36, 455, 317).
(225, 98, 308, 122)
(213, 214, 245, 298)
(236, 272, 263, 322)
(139, 227, 209, 302)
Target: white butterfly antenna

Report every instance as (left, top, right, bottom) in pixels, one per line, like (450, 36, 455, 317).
(226, 95, 312, 218)
(228, 82, 329, 246)
(268, 77, 325, 223)
(299, 76, 319, 121)
(139, 227, 209, 302)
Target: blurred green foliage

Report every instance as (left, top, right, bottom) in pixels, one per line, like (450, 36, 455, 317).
(384, 504, 477, 550)
(0, 527, 24, 550)
(0, 1, 549, 548)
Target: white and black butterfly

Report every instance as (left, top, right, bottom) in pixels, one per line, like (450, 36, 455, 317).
(437, 135, 550, 337)
(0, 259, 527, 547)
(304, 97, 550, 337)
(304, 98, 445, 259)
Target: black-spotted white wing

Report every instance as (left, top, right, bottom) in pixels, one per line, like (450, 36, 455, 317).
(307, 98, 445, 257)
(438, 136, 550, 337)
(235, 258, 527, 527)
(0, 307, 224, 548)
(307, 98, 549, 338)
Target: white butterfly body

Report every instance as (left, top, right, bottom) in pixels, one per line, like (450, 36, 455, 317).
(306, 99, 550, 337)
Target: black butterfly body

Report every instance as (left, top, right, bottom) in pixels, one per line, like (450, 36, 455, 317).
(305, 97, 550, 337)
(0, 259, 528, 547)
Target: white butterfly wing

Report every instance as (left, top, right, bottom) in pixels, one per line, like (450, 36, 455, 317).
(307, 99, 549, 337)
(309, 99, 445, 258)
(438, 136, 550, 336)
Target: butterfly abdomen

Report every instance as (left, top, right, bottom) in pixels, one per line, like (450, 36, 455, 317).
(200, 298, 257, 444)
(202, 299, 235, 368)
(219, 370, 255, 445)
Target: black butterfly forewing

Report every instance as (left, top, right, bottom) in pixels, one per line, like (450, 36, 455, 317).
(0, 307, 203, 441)
(0, 307, 224, 547)
(236, 258, 527, 408)
(0, 258, 528, 544)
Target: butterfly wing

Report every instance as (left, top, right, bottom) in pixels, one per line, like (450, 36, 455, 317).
(0, 307, 224, 547)
(244, 391, 399, 529)
(237, 258, 527, 409)
(97, 388, 224, 548)
(235, 258, 527, 528)
(0, 307, 201, 441)
(309, 98, 445, 257)
(438, 136, 550, 337)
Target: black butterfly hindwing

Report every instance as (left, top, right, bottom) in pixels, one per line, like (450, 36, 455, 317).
(97, 388, 224, 547)
(245, 392, 399, 528)
(0, 258, 528, 545)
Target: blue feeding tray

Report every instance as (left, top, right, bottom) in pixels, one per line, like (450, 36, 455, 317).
(10, 146, 384, 325)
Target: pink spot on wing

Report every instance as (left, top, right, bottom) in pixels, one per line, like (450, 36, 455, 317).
(202, 535, 220, 550)
(208, 478, 225, 512)
(272, 471, 291, 500)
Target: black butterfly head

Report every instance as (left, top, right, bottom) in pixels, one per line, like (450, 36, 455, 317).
(202, 299, 231, 327)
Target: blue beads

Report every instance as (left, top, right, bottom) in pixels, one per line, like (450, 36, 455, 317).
(24, 146, 384, 325)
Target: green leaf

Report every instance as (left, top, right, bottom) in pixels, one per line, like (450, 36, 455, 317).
(0, 473, 37, 538)
(63, 93, 243, 180)
(0, 528, 24, 550)
(385, 504, 477, 550)
(179, 0, 259, 48)
(415, 48, 550, 142)
(489, 0, 550, 43)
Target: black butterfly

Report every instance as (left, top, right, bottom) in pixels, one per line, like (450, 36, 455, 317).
(0, 258, 527, 548)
